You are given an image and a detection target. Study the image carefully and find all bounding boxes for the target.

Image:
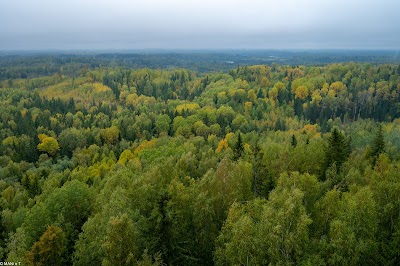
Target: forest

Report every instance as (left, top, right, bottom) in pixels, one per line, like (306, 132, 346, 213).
(1, 58, 400, 265)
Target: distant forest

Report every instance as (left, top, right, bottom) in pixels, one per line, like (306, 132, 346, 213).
(1, 54, 400, 265)
(1, 50, 400, 78)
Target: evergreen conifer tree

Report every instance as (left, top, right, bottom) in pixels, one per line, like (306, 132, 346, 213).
(291, 134, 298, 147)
(372, 124, 385, 164)
(322, 128, 350, 179)
(233, 133, 244, 161)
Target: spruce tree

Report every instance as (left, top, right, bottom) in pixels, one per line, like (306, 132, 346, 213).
(252, 144, 274, 197)
(322, 128, 350, 179)
(372, 124, 385, 164)
(291, 134, 298, 147)
(233, 133, 244, 161)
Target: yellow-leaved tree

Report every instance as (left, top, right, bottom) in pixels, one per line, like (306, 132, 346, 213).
(25, 225, 67, 266)
(37, 134, 60, 156)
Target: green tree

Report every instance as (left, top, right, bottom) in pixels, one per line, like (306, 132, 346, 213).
(233, 133, 244, 161)
(252, 144, 273, 197)
(193, 159, 252, 264)
(291, 134, 298, 147)
(102, 214, 137, 266)
(262, 175, 312, 265)
(322, 128, 350, 179)
(21, 180, 94, 264)
(215, 200, 268, 266)
(327, 188, 379, 265)
(155, 114, 171, 136)
(369, 154, 400, 264)
(58, 128, 86, 157)
(371, 124, 385, 164)
(137, 250, 164, 266)
(100, 126, 120, 145)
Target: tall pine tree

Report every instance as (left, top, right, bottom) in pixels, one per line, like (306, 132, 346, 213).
(291, 134, 298, 147)
(371, 124, 385, 165)
(233, 133, 244, 161)
(322, 128, 350, 179)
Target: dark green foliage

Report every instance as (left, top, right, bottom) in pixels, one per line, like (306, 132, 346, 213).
(291, 134, 298, 147)
(252, 144, 274, 197)
(372, 124, 385, 164)
(322, 128, 350, 179)
(233, 133, 244, 161)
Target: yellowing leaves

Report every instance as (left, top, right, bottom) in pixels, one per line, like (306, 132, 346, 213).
(217, 91, 228, 104)
(320, 83, 329, 97)
(216, 139, 228, 153)
(290, 67, 305, 78)
(232, 88, 246, 98)
(125, 93, 138, 106)
(175, 103, 201, 114)
(2, 136, 18, 146)
(37, 134, 60, 156)
(93, 83, 111, 93)
(134, 139, 157, 156)
(247, 89, 257, 102)
(327, 81, 347, 98)
(38, 133, 49, 142)
(260, 77, 270, 87)
(100, 126, 120, 145)
(125, 93, 157, 107)
(311, 90, 323, 105)
(244, 102, 252, 116)
(2, 186, 14, 203)
(244, 143, 251, 154)
(301, 124, 321, 139)
(375, 81, 390, 100)
(295, 86, 309, 100)
(216, 132, 235, 153)
(21, 108, 28, 117)
(268, 87, 279, 100)
(225, 132, 235, 142)
(274, 81, 285, 91)
(329, 81, 346, 93)
(118, 149, 135, 164)
(38, 81, 114, 105)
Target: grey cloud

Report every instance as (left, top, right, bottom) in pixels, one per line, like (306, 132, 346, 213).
(0, 0, 399, 50)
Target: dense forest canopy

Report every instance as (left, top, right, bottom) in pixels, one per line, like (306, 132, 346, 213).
(1, 55, 400, 265)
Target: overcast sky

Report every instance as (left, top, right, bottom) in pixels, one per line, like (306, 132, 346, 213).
(1, 0, 399, 50)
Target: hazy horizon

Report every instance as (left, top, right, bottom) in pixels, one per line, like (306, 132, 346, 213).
(1, 0, 399, 50)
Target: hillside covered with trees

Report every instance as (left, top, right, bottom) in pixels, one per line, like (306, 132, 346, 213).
(1, 60, 400, 265)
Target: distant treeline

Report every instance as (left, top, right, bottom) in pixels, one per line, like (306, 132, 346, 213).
(1, 50, 400, 80)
